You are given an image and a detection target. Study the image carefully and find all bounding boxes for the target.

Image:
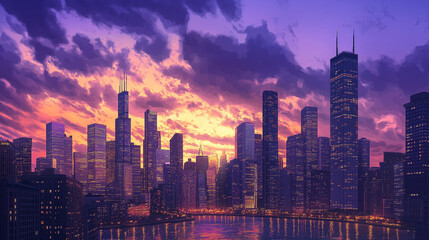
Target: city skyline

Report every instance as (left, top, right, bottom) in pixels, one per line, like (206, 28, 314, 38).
(1, 2, 429, 170)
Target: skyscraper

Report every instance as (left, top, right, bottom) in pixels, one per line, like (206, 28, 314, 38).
(114, 76, 132, 200)
(357, 138, 370, 212)
(0, 140, 15, 181)
(131, 143, 142, 200)
(236, 122, 256, 209)
(87, 123, 106, 195)
(219, 151, 227, 167)
(380, 152, 405, 217)
(143, 110, 157, 193)
(170, 133, 183, 209)
(403, 92, 429, 226)
(182, 158, 196, 209)
(286, 134, 304, 212)
(318, 137, 330, 171)
(46, 122, 65, 172)
(73, 152, 87, 194)
(330, 34, 359, 210)
(105, 140, 115, 196)
(64, 135, 73, 177)
(262, 90, 279, 209)
(35, 157, 49, 174)
(156, 148, 170, 186)
(196, 147, 209, 208)
(12, 137, 32, 179)
(301, 106, 318, 210)
(254, 133, 263, 209)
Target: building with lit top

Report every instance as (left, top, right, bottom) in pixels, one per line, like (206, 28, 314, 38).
(330, 34, 359, 210)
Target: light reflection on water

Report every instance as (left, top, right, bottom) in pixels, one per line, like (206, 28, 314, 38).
(100, 215, 415, 239)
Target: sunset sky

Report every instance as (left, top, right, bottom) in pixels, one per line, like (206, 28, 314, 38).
(0, 0, 429, 169)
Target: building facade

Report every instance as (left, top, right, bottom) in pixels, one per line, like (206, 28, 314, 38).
(87, 123, 106, 195)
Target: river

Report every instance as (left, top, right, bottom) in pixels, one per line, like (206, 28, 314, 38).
(100, 215, 415, 239)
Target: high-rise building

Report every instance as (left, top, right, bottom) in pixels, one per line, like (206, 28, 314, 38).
(262, 90, 279, 209)
(254, 133, 263, 209)
(170, 133, 183, 209)
(0, 140, 15, 181)
(230, 158, 243, 209)
(236, 122, 256, 209)
(216, 162, 232, 209)
(105, 140, 115, 196)
(131, 143, 142, 200)
(207, 167, 217, 208)
(64, 135, 73, 177)
(208, 155, 219, 172)
(46, 122, 65, 172)
(380, 152, 405, 217)
(156, 148, 170, 186)
(73, 152, 87, 194)
(87, 123, 106, 195)
(0, 180, 40, 240)
(157, 131, 161, 149)
(364, 167, 382, 215)
(12, 137, 32, 179)
(286, 134, 304, 212)
(394, 161, 405, 219)
(279, 168, 293, 212)
(330, 35, 359, 210)
(301, 106, 318, 210)
(403, 92, 429, 226)
(22, 169, 83, 240)
(318, 137, 330, 171)
(143, 110, 157, 193)
(35, 157, 49, 174)
(163, 162, 175, 210)
(114, 76, 132, 200)
(310, 170, 330, 211)
(357, 138, 370, 212)
(182, 159, 196, 209)
(219, 151, 227, 167)
(196, 147, 209, 208)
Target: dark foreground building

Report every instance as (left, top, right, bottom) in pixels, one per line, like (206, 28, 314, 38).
(0, 180, 40, 240)
(22, 168, 83, 240)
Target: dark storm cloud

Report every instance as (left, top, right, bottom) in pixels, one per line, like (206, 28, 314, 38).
(52, 33, 130, 75)
(171, 22, 328, 104)
(132, 89, 179, 113)
(216, 0, 242, 21)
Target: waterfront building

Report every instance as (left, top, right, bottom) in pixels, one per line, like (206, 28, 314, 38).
(403, 92, 429, 226)
(330, 34, 359, 210)
(262, 90, 279, 209)
(170, 133, 183, 209)
(357, 138, 370, 212)
(286, 134, 304, 212)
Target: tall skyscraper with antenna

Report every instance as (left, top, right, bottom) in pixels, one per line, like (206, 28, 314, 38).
(115, 72, 132, 200)
(330, 32, 359, 210)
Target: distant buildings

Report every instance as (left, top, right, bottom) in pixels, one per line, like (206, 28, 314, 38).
(318, 137, 330, 171)
(73, 152, 87, 194)
(196, 147, 209, 208)
(46, 122, 64, 173)
(156, 148, 170, 186)
(131, 143, 142, 201)
(262, 90, 279, 209)
(35, 157, 49, 174)
(12, 137, 32, 179)
(330, 36, 359, 210)
(87, 123, 106, 195)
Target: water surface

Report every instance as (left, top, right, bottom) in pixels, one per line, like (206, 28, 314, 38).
(100, 215, 414, 239)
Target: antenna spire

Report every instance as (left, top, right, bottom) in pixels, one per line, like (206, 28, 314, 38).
(353, 29, 355, 54)
(336, 31, 338, 56)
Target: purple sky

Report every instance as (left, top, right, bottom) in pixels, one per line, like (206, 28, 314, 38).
(0, 0, 428, 167)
